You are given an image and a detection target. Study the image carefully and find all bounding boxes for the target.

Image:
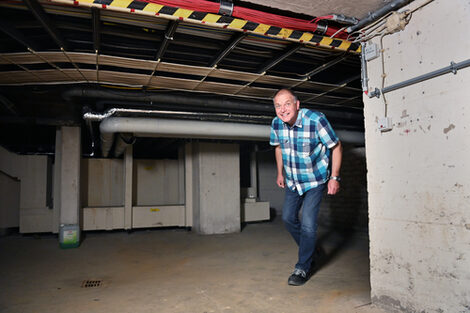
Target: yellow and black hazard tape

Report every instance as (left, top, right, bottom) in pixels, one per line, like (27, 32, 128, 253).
(53, 0, 360, 53)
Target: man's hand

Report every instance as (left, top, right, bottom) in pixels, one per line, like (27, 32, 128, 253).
(327, 179, 340, 195)
(276, 173, 285, 188)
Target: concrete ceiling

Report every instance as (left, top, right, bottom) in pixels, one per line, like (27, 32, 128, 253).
(244, 0, 392, 19)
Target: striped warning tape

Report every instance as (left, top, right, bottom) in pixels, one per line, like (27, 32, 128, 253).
(54, 0, 361, 53)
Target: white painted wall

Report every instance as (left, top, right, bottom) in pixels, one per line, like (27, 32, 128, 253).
(0, 146, 53, 233)
(363, 1, 470, 312)
(135, 159, 181, 205)
(82, 158, 124, 207)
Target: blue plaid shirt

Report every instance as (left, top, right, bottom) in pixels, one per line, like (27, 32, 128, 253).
(270, 108, 339, 195)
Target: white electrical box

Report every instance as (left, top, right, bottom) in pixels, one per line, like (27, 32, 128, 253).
(378, 117, 393, 132)
(364, 42, 380, 61)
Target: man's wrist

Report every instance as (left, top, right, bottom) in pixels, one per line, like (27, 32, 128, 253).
(330, 176, 341, 182)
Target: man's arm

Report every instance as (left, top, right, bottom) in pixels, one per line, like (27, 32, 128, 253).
(327, 140, 343, 195)
(275, 145, 285, 188)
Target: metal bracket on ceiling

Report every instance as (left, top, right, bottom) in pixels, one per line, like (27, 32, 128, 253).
(218, 0, 233, 16)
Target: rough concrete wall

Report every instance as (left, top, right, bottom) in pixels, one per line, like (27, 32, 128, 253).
(363, 1, 470, 312)
(59, 126, 81, 226)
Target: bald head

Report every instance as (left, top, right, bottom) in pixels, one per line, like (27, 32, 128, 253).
(273, 89, 297, 104)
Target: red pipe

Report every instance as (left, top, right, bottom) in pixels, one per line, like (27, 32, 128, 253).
(142, 0, 348, 39)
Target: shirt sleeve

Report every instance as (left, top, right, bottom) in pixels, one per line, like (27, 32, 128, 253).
(316, 114, 339, 149)
(269, 119, 280, 146)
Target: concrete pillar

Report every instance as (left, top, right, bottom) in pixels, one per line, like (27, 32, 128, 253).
(59, 126, 81, 226)
(178, 145, 185, 205)
(124, 145, 133, 230)
(249, 148, 257, 199)
(192, 142, 240, 234)
(52, 128, 62, 233)
(184, 143, 193, 227)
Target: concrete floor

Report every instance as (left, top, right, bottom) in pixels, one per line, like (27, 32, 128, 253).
(0, 218, 387, 313)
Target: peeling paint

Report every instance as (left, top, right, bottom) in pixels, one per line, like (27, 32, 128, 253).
(443, 124, 455, 134)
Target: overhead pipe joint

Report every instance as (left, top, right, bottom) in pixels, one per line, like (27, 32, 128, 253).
(331, 14, 359, 25)
(346, 0, 412, 33)
(219, 0, 233, 16)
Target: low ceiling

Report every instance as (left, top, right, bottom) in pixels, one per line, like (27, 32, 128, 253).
(0, 0, 370, 157)
(243, 0, 391, 19)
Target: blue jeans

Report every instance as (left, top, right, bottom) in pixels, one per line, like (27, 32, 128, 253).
(282, 184, 325, 272)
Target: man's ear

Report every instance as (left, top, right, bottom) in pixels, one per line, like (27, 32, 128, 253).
(295, 100, 300, 110)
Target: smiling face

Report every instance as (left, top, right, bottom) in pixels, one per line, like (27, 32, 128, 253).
(273, 90, 300, 126)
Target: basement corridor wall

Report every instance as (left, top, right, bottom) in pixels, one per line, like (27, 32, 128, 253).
(363, 0, 470, 312)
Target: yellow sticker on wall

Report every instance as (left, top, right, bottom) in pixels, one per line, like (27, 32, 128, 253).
(150, 208, 160, 212)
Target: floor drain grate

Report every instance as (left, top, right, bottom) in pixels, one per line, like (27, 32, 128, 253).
(81, 280, 102, 288)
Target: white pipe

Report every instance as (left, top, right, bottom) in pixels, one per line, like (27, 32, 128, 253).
(100, 117, 270, 157)
(99, 117, 365, 157)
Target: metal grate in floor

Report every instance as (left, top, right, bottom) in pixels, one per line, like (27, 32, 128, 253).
(81, 280, 102, 288)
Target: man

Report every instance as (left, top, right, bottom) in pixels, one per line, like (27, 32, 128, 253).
(270, 88, 342, 286)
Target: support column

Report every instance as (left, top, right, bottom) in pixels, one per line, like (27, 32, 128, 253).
(249, 147, 257, 199)
(52, 128, 62, 233)
(184, 142, 193, 227)
(59, 126, 81, 248)
(193, 142, 240, 234)
(178, 145, 185, 206)
(124, 145, 133, 230)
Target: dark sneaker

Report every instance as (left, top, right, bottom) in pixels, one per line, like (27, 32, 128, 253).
(288, 268, 308, 286)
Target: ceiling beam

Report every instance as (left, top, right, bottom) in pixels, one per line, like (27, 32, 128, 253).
(303, 74, 362, 103)
(288, 54, 350, 90)
(0, 20, 39, 51)
(208, 33, 247, 68)
(155, 20, 179, 61)
(256, 44, 302, 74)
(302, 55, 349, 79)
(23, 0, 68, 50)
(92, 8, 100, 53)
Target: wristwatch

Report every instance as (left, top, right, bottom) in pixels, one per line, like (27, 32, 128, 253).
(330, 176, 341, 182)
